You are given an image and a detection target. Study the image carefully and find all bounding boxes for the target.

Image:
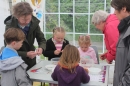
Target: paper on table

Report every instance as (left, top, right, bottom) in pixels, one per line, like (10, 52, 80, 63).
(89, 74, 103, 82)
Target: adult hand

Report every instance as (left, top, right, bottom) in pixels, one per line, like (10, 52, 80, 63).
(100, 53, 106, 60)
(54, 50, 61, 55)
(27, 51, 37, 59)
(35, 48, 43, 56)
(106, 59, 112, 64)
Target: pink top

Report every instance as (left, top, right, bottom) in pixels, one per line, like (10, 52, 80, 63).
(55, 43, 63, 50)
(103, 14, 119, 61)
(52, 38, 63, 50)
(78, 47, 97, 64)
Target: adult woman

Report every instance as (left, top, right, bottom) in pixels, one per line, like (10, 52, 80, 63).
(91, 10, 119, 64)
(111, 0, 130, 86)
(4, 2, 46, 70)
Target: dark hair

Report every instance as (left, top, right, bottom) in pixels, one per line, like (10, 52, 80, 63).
(12, 2, 33, 18)
(111, 0, 130, 12)
(4, 28, 25, 44)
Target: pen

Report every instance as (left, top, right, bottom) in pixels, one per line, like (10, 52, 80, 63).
(31, 67, 42, 72)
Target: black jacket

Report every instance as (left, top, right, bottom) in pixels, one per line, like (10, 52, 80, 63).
(4, 15, 46, 70)
(43, 38, 69, 60)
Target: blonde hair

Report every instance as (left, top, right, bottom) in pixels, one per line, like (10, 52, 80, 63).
(59, 44, 80, 73)
(53, 27, 65, 35)
(78, 35, 91, 46)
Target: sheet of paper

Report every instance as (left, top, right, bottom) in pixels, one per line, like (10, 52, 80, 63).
(89, 74, 103, 82)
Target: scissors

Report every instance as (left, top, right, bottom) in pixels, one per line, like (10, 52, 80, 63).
(30, 67, 42, 72)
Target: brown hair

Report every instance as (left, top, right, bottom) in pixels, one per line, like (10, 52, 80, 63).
(111, 0, 130, 12)
(59, 44, 80, 73)
(12, 2, 33, 18)
(4, 28, 25, 44)
(53, 27, 65, 35)
(78, 35, 91, 46)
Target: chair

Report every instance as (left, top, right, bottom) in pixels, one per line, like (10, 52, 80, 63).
(91, 46, 99, 64)
(51, 57, 60, 61)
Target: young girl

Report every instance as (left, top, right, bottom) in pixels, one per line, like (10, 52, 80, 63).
(43, 27, 69, 60)
(78, 35, 98, 64)
(51, 44, 90, 86)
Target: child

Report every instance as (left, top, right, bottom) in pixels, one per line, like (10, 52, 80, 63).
(0, 28, 32, 86)
(43, 27, 69, 60)
(51, 44, 90, 86)
(78, 35, 98, 64)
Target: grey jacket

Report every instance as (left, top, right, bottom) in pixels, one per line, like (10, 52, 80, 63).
(113, 16, 130, 86)
(0, 46, 32, 86)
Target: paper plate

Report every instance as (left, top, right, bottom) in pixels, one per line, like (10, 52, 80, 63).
(88, 67, 101, 74)
(45, 64, 56, 71)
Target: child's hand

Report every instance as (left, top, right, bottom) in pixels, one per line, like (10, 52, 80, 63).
(84, 67, 89, 73)
(80, 58, 87, 64)
(61, 50, 63, 52)
(54, 50, 61, 55)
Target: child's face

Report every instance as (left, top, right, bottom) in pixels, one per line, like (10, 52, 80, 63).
(80, 44, 90, 52)
(13, 40, 23, 50)
(54, 32, 65, 43)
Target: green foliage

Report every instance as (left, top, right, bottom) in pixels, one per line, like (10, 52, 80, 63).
(60, 14, 73, 32)
(46, 14, 58, 32)
(60, 0, 73, 13)
(45, 0, 58, 12)
(44, 0, 111, 42)
(75, 15, 88, 33)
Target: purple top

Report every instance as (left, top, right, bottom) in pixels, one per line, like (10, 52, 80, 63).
(51, 65, 90, 86)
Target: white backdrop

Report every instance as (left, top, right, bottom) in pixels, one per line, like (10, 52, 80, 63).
(0, 0, 10, 48)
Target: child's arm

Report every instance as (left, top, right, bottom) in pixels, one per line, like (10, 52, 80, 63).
(81, 67, 90, 83)
(15, 63, 32, 86)
(51, 66, 58, 81)
(43, 40, 56, 57)
(91, 50, 98, 64)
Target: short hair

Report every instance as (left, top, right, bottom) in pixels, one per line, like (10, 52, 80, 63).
(53, 27, 65, 35)
(12, 2, 33, 18)
(111, 0, 130, 12)
(4, 28, 25, 44)
(59, 44, 80, 73)
(78, 35, 91, 46)
(91, 10, 109, 25)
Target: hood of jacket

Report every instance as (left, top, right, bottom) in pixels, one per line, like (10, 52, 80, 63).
(0, 46, 24, 71)
(4, 15, 40, 31)
(58, 65, 80, 84)
(103, 14, 119, 33)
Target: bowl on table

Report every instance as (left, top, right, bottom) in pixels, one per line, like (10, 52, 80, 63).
(45, 64, 56, 72)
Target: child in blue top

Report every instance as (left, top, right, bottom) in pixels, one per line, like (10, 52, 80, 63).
(0, 28, 32, 86)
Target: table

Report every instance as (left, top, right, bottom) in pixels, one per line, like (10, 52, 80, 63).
(27, 60, 109, 86)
